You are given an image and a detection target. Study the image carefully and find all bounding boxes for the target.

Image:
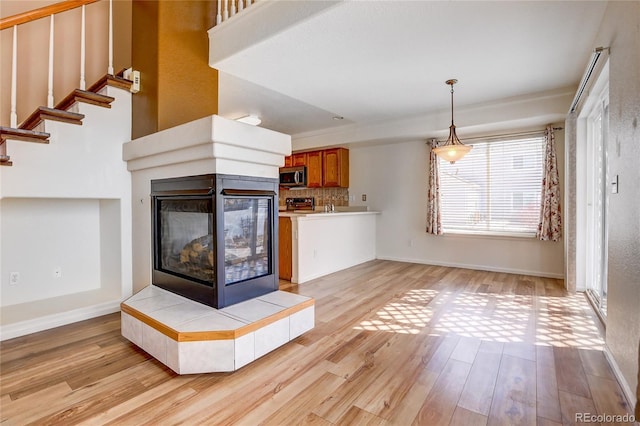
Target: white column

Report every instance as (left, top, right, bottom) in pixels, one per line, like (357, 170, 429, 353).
(47, 14, 54, 108)
(216, 0, 222, 24)
(238, 0, 244, 13)
(10, 25, 17, 128)
(80, 5, 86, 90)
(108, 0, 114, 75)
(223, 0, 229, 21)
(231, 0, 236, 16)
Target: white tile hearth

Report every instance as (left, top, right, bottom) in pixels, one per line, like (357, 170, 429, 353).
(121, 285, 314, 374)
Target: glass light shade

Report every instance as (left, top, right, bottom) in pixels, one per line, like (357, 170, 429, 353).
(433, 143, 471, 164)
(433, 123, 472, 164)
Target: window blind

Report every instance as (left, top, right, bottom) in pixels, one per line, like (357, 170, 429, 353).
(439, 136, 545, 236)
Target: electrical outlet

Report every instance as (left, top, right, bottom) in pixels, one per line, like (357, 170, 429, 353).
(10, 272, 19, 286)
(54, 267, 62, 278)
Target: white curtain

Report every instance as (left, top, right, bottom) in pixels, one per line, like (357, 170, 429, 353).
(537, 125, 562, 241)
(426, 139, 443, 235)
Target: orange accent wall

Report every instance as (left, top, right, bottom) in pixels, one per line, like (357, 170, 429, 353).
(132, 1, 219, 139)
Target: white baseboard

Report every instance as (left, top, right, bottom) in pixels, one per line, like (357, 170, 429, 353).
(376, 256, 564, 279)
(0, 300, 121, 341)
(604, 345, 638, 415)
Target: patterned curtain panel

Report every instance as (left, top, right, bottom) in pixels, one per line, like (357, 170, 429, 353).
(537, 126, 563, 241)
(426, 139, 443, 235)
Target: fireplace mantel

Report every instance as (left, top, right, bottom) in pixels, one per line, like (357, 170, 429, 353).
(123, 114, 291, 178)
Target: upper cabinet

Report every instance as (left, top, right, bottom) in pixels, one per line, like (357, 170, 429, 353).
(292, 153, 307, 167)
(322, 148, 349, 188)
(306, 151, 323, 188)
(281, 147, 349, 188)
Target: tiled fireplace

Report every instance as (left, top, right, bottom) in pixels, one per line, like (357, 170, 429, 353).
(121, 115, 314, 373)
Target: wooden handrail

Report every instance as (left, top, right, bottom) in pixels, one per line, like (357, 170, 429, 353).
(0, 0, 99, 30)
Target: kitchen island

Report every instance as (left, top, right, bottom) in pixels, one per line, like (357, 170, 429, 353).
(278, 210, 379, 284)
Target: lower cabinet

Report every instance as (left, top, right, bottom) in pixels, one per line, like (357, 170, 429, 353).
(278, 216, 292, 280)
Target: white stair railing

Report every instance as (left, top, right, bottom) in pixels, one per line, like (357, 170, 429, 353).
(2, 0, 113, 128)
(216, 0, 256, 25)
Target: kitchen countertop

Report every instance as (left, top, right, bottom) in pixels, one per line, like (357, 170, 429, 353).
(278, 210, 380, 218)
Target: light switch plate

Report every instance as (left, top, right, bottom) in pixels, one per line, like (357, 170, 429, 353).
(611, 174, 619, 194)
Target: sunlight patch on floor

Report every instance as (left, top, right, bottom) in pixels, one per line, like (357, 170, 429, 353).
(354, 289, 604, 349)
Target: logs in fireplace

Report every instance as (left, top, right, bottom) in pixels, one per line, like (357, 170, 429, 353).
(151, 174, 279, 308)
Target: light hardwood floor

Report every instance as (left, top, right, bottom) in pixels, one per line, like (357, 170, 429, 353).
(1, 260, 635, 425)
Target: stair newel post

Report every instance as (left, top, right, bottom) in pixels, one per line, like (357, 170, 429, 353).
(216, 0, 222, 24)
(47, 14, 54, 108)
(223, 0, 229, 21)
(108, 0, 114, 75)
(80, 5, 86, 90)
(10, 25, 18, 128)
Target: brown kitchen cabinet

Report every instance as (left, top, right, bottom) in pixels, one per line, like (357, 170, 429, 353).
(283, 156, 292, 167)
(278, 216, 292, 280)
(305, 150, 323, 188)
(322, 148, 349, 187)
(291, 152, 307, 166)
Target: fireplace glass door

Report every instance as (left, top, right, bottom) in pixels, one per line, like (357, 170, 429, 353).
(157, 196, 214, 285)
(223, 197, 271, 285)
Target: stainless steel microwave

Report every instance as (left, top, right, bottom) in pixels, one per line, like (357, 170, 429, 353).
(279, 166, 307, 187)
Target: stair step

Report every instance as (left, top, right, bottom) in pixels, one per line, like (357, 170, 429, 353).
(0, 126, 50, 143)
(1, 127, 51, 167)
(19, 107, 84, 131)
(87, 73, 133, 93)
(55, 89, 116, 111)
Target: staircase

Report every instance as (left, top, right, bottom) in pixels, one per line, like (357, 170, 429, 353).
(0, 0, 133, 167)
(0, 70, 133, 167)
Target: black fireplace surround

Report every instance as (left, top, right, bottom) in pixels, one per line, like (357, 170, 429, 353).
(151, 174, 279, 309)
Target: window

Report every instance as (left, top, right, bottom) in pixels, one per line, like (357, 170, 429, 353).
(439, 136, 545, 236)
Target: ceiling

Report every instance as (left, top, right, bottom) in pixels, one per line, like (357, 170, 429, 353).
(213, 1, 608, 142)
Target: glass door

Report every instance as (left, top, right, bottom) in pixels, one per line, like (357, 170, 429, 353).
(223, 196, 272, 285)
(156, 196, 214, 285)
(585, 93, 609, 317)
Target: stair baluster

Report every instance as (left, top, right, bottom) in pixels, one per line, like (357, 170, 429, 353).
(47, 14, 55, 108)
(108, 0, 113, 75)
(80, 5, 86, 89)
(10, 25, 17, 128)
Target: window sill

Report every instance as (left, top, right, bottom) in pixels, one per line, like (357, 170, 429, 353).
(441, 230, 538, 241)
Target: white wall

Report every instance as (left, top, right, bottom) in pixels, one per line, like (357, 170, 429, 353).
(349, 132, 565, 278)
(1, 198, 101, 305)
(0, 85, 132, 338)
(292, 213, 377, 283)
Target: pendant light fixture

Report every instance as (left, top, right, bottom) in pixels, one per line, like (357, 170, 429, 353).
(432, 79, 472, 164)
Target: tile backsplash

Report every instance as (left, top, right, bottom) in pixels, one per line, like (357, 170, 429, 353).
(279, 187, 349, 208)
